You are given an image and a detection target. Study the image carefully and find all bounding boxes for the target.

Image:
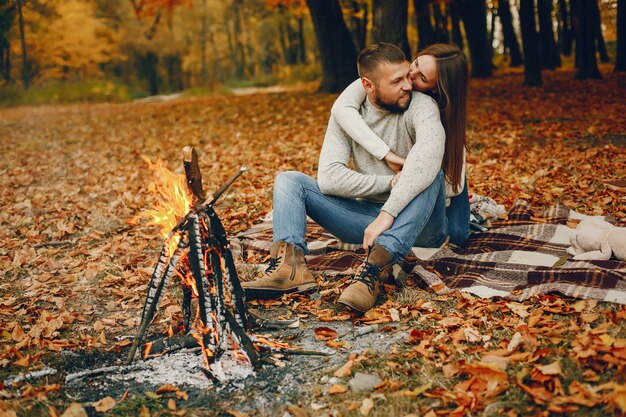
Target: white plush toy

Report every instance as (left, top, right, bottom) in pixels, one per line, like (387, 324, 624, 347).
(567, 217, 626, 261)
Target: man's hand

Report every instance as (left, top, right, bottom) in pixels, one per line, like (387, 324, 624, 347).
(384, 151, 405, 172)
(363, 211, 395, 250)
(391, 171, 401, 188)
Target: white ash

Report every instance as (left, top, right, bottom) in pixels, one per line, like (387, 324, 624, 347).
(108, 348, 253, 389)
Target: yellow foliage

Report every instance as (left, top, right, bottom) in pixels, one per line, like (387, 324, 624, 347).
(16, 0, 121, 81)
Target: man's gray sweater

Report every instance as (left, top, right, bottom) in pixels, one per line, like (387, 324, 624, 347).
(317, 91, 445, 218)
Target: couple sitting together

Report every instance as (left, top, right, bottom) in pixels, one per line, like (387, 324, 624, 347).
(243, 42, 470, 313)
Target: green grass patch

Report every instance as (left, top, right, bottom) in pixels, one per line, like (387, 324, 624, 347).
(0, 80, 147, 107)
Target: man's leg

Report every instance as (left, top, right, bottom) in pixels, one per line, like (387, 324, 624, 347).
(245, 171, 381, 298)
(273, 171, 382, 253)
(339, 171, 448, 312)
(376, 171, 448, 262)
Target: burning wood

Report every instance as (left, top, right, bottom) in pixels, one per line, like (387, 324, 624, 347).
(126, 147, 259, 380)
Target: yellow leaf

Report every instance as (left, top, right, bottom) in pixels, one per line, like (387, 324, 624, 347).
(412, 381, 433, 396)
(535, 360, 562, 376)
(359, 398, 374, 416)
(599, 334, 615, 347)
(92, 397, 116, 413)
(60, 403, 87, 417)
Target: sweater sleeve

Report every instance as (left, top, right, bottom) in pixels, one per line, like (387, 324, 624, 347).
(330, 79, 391, 160)
(318, 117, 394, 198)
(381, 97, 445, 217)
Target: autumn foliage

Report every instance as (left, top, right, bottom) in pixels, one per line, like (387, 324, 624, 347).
(0, 65, 624, 415)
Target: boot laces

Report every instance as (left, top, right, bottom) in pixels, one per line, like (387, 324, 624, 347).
(264, 257, 282, 274)
(354, 263, 380, 293)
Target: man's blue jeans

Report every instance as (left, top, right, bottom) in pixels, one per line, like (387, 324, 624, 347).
(272, 171, 449, 263)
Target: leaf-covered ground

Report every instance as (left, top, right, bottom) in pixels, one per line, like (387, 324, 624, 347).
(0, 66, 625, 416)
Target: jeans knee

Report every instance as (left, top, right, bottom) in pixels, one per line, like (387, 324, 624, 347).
(274, 171, 313, 196)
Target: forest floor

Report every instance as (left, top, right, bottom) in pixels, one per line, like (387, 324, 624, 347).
(1, 65, 625, 417)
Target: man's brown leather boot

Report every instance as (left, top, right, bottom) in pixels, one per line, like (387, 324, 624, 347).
(337, 244, 395, 313)
(242, 241, 317, 299)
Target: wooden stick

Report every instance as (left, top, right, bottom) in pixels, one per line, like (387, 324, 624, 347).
(33, 240, 72, 249)
(282, 349, 332, 357)
(66, 364, 143, 383)
(183, 146, 205, 203)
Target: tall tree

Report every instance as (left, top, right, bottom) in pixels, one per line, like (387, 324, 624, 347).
(371, 0, 411, 59)
(557, 0, 573, 56)
(414, 0, 435, 52)
(0, 0, 14, 83)
(571, 0, 601, 79)
(498, 0, 523, 67)
(449, 0, 463, 49)
(458, 0, 492, 78)
(617, 0, 626, 72)
(16, 0, 29, 88)
(537, 0, 561, 69)
(519, 0, 542, 85)
(305, 0, 357, 92)
(591, 0, 609, 63)
(342, 0, 368, 52)
(432, 2, 449, 43)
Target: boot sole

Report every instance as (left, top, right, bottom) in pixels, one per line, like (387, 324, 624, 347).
(244, 283, 318, 300)
(337, 299, 369, 314)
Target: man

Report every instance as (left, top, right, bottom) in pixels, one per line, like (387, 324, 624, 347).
(242, 43, 448, 313)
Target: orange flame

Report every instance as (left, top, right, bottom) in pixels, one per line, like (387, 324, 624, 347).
(140, 155, 193, 255)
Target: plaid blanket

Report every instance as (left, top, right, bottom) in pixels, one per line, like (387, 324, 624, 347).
(233, 200, 626, 304)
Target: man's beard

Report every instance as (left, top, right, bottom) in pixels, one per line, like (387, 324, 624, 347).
(374, 92, 411, 113)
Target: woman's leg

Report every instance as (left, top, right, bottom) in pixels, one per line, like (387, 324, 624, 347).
(446, 177, 470, 246)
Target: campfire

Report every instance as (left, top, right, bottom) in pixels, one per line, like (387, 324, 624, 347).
(126, 147, 260, 381)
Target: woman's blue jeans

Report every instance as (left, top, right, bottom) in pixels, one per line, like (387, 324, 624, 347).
(272, 171, 449, 263)
(446, 177, 470, 246)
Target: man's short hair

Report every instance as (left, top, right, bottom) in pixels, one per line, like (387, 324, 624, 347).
(357, 42, 407, 80)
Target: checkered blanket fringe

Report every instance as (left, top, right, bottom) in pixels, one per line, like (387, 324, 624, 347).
(232, 200, 626, 304)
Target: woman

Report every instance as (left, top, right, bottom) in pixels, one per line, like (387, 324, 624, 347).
(331, 43, 470, 246)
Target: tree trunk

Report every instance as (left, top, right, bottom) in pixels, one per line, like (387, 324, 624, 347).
(0, 39, 9, 82)
(519, 0, 542, 85)
(558, 0, 573, 56)
(414, 0, 435, 52)
(141, 52, 159, 95)
(297, 15, 307, 64)
(538, 0, 561, 69)
(617, 0, 626, 72)
(450, 0, 464, 49)
(0, 0, 14, 83)
(489, 5, 496, 55)
(341, 0, 368, 51)
(200, 0, 208, 84)
(231, 0, 248, 79)
(459, 0, 492, 78)
(571, 0, 601, 79)
(207, 19, 222, 83)
(16, 0, 29, 89)
(591, 0, 609, 63)
(164, 54, 184, 91)
(305, 0, 358, 93)
(371, 0, 411, 59)
(432, 2, 448, 43)
(499, 0, 523, 67)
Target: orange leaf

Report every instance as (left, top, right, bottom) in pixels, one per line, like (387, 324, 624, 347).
(328, 384, 349, 394)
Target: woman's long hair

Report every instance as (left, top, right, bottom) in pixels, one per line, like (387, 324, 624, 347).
(417, 44, 468, 193)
